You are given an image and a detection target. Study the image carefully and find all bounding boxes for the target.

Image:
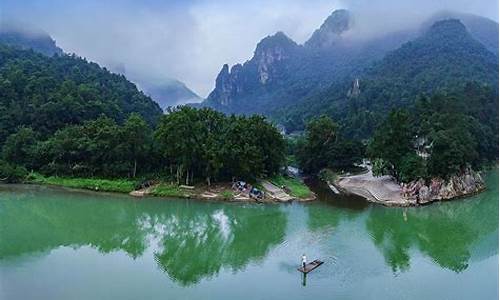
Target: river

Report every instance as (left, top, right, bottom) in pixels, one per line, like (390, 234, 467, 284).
(0, 170, 497, 299)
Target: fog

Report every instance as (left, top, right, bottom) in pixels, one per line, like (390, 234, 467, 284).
(1, 0, 497, 98)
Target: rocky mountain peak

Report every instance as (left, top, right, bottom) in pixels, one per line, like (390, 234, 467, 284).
(305, 9, 353, 49)
(254, 31, 298, 58)
(216, 64, 230, 81)
(253, 31, 298, 84)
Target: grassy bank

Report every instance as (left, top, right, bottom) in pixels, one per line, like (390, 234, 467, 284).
(149, 183, 186, 198)
(27, 173, 136, 193)
(26, 172, 315, 202)
(270, 175, 313, 199)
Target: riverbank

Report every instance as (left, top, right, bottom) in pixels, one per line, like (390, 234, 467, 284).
(25, 173, 315, 203)
(334, 166, 486, 207)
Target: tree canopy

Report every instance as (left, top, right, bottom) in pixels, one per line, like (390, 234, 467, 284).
(368, 84, 498, 182)
(0, 44, 162, 145)
(296, 115, 363, 174)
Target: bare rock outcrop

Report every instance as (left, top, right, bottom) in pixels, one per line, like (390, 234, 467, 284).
(402, 168, 484, 204)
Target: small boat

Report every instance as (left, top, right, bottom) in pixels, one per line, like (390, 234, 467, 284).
(297, 259, 324, 273)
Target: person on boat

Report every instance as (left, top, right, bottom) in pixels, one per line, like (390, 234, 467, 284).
(301, 254, 307, 269)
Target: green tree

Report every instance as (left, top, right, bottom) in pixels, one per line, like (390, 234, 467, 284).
(368, 110, 414, 181)
(398, 152, 427, 183)
(2, 127, 38, 169)
(122, 113, 150, 178)
(297, 115, 363, 174)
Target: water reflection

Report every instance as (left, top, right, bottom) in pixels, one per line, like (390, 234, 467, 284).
(303, 171, 498, 275)
(365, 172, 499, 273)
(0, 186, 287, 286)
(150, 205, 287, 285)
(0, 171, 497, 290)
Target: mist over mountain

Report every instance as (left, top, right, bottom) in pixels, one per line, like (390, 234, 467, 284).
(305, 9, 353, 49)
(278, 18, 498, 138)
(0, 23, 201, 109)
(200, 9, 498, 122)
(115, 69, 202, 110)
(138, 79, 201, 110)
(0, 43, 163, 142)
(423, 11, 499, 54)
(0, 21, 63, 56)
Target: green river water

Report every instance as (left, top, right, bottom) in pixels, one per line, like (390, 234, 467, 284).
(0, 171, 498, 299)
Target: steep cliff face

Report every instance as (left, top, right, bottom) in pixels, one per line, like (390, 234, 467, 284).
(201, 9, 498, 117)
(347, 78, 360, 98)
(305, 9, 352, 49)
(208, 64, 238, 106)
(206, 31, 299, 108)
(402, 168, 485, 204)
(201, 8, 406, 113)
(253, 32, 299, 84)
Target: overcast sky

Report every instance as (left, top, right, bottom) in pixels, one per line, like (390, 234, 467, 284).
(1, 0, 498, 97)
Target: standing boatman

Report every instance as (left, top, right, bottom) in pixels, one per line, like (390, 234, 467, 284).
(301, 253, 307, 270)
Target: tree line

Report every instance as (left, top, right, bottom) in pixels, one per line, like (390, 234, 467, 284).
(290, 82, 498, 184)
(0, 107, 286, 185)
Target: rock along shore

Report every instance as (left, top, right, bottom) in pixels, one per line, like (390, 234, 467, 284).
(335, 167, 485, 207)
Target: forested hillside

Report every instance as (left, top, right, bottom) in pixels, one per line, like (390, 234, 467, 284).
(201, 10, 413, 114)
(201, 9, 498, 122)
(368, 82, 498, 182)
(279, 19, 498, 138)
(0, 43, 285, 184)
(0, 45, 163, 143)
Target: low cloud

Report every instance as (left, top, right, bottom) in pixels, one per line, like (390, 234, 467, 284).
(1, 0, 497, 98)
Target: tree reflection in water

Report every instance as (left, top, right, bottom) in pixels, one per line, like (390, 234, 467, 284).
(0, 171, 497, 288)
(152, 205, 287, 285)
(365, 171, 498, 273)
(0, 186, 287, 286)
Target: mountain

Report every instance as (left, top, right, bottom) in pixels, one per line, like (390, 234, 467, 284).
(203, 31, 301, 112)
(369, 19, 497, 93)
(202, 10, 370, 114)
(0, 44, 163, 142)
(0, 23, 199, 110)
(0, 22, 63, 56)
(305, 9, 353, 49)
(136, 79, 201, 110)
(107, 64, 201, 110)
(201, 9, 498, 118)
(280, 19, 498, 137)
(423, 11, 499, 55)
(202, 10, 398, 114)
